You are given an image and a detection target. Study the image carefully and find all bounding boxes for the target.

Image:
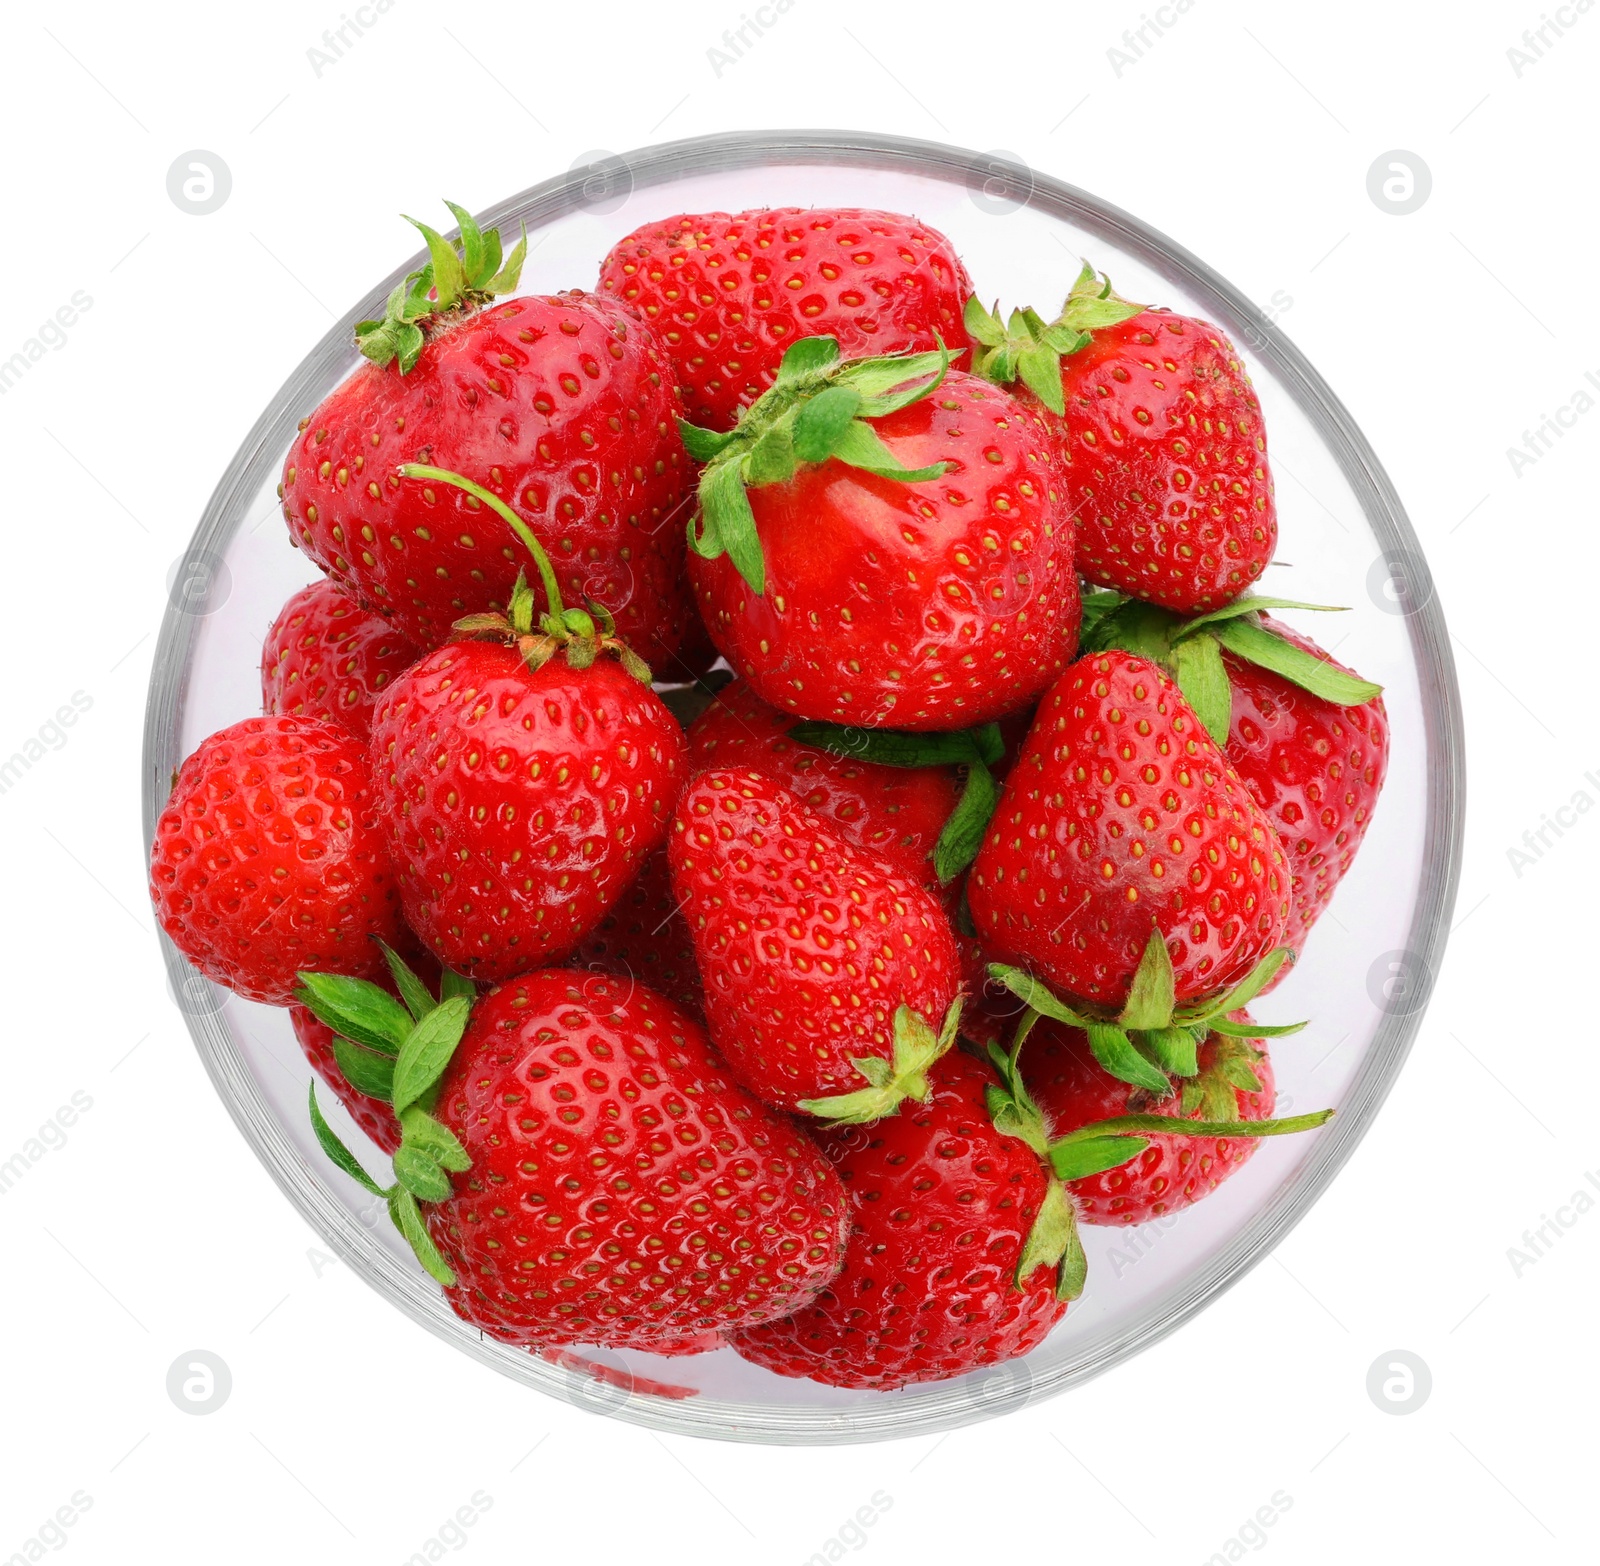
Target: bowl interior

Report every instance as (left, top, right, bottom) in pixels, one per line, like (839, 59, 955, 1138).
(145, 132, 1462, 1443)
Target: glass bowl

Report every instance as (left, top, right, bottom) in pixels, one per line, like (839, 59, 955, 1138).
(142, 129, 1465, 1444)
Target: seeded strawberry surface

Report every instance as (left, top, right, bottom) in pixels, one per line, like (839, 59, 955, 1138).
(570, 848, 705, 1021)
(261, 577, 421, 740)
(370, 641, 686, 982)
(280, 290, 692, 663)
(968, 653, 1291, 1008)
(728, 1052, 1067, 1388)
(598, 207, 973, 432)
(426, 972, 849, 1347)
(690, 370, 1079, 731)
(150, 715, 402, 1004)
(1060, 311, 1276, 614)
(669, 769, 960, 1113)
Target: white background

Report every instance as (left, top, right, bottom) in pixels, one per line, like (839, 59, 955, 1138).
(1, 1, 1592, 1561)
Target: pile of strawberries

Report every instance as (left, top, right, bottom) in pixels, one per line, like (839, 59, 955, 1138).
(149, 201, 1388, 1392)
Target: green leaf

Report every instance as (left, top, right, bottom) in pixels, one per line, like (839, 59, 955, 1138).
(987, 965, 1096, 1030)
(1143, 1026, 1201, 1078)
(829, 419, 948, 482)
(742, 420, 798, 489)
(837, 343, 950, 406)
(1205, 1016, 1307, 1039)
(380, 942, 436, 1023)
(404, 217, 468, 310)
(1174, 596, 1351, 636)
(934, 759, 999, 883)
(1050, 1134, 1149, 1181)
(797, 999, 960, 1125)
(479, 225, 503, 287)
(1057, 1205, 1088, 1303)
(1085, 1023, 1172, 1095)
(390, 996, 471, 1117)
(1211, 618, 1384, 707)
(775, 335, 841, 383)
(485, 224, 528, 296)
(701, 459, 765, 595)
(1014, 1177, 1076, 1292)
(399, 1107, 472, 1172)
(439, 968, 477, 1005)
(332, 1037, 396, 1101)
(389, 1188, 456, 1286)
(792, 384, 863, 464)
(443, 201, 486, 285)
(1177, 947, 1295, 1027)
(786, 720, 983, 769)
(678, 419, 738, 463)
(1060, 1108, 1333, 1142)
(1172, 630, 1232, 743)
(393, 1144, 452, 1203)
(963, 296, 1006, 348)
(293, 973, 412, 1054)
(1119, 929, 1177, 1032)
(308, 1085, 386, 1197)
(971, 722, 1006, 768)
(1017, 342, 1066, 415)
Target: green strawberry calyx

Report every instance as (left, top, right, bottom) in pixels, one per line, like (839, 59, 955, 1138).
(297, 945, 479, 1286)
(965, 261, 1146, 414)
(682, 333, 956, 596)
(797, 997, 962, 1125)
(786, 718, 1006, 884)
(1079, 590, 1384, 745)
(988, 931, 1307, 1094)
(356, 201, 528, 374)
(396, 464, 654, 685)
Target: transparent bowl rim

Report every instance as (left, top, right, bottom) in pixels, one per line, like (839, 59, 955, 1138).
(141, 128, 1466, 1445)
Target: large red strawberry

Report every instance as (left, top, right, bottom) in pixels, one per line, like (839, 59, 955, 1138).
(728, 1050, 1077, 1389)
(262, 577, 421, 740)
(149, 715, 402, 1004)
(597, 207, 973, 431)
(682, 340, 1080, 732)
(300, 965, 849, 1348)
(280, 203, 692, 664)
(968, 653, 1291, 1023)
(569, 848, 704, 1020)
(369, 503, 687, 982)
(669, 769, 961, 1122)
(968, 269, 1275, 613)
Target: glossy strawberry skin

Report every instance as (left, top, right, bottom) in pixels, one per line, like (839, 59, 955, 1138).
(686, 679, 959, 896)
(261, 578, 421, 740)
(149, 716, 402, 1005)
(426, 972, 849, 1348)
(690, 370, 1080, 731)
(570, 848, 704, 1021)
(728, 1052, 1067, 1388)
(1224, 618, 1389, 955)
(968, 653, 1291, 1009)
(668, 769, 960, 1112)
(369, 642, 687, 982)
(1060, 311, 1275, 614)
(1025, 1022, 1276, 1225)
(598, 207, 973, 432)
(291, 1005, 401, 1155)
(279, 291, 693, 665)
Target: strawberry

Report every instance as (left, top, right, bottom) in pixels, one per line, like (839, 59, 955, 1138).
(299, 964, 848, 1348)
(280, 203, 693, 665)
(149, 715, 402, 1004)
(669, 769, 962, 1121)
(968, 267, 1275, 614)
(1079, 596, 1388, 961)
(727, 1050, 1078, 1389)
(597, 207, 973, 431)
(570, 848, 705, 1020)
(261, 577, 421, 740)
(369, 477, 687, 982)
(967, 653, 1293, 1081)
(292, 1003, 402, 1155)
(682, 339, 1080, 732)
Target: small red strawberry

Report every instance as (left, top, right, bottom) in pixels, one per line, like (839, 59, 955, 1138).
(261, 577, 421, 740)
(597, 207, 973, 431)
(569, 848, 705, 1020)
(369, 479, 687, 982)
(281, 203, 692, 664)
(292, 1003, 402, 1155)
(149, 715, 402, 1004)
(682, 340, 1080, 732)
(299, 964, 849, 1348)
(968, 268, 1275, 613)
(728, 1050, 1078, 1389)
(968, 652, 1291, 1029)
(669, 769, 962, 1122)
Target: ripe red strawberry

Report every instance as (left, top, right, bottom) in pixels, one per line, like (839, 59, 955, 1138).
(597, 207, 973, 431)
(728, 1051, 1075, 1389)
(149, 715, 401, 1004)
(669, 769, 962, 1121)
(292, 1003, 402, 1154)
(968, 271, 1275, 613)
(280, 204, 692, 664)
(569, 848, 704, 1020)
(1025, 1020, 1279, 1224)
(262, 577, 421, 740)
(302, 966, 849, 1347)
(684, 343, 1079, 732)
(968, 653, 1291, 1013)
